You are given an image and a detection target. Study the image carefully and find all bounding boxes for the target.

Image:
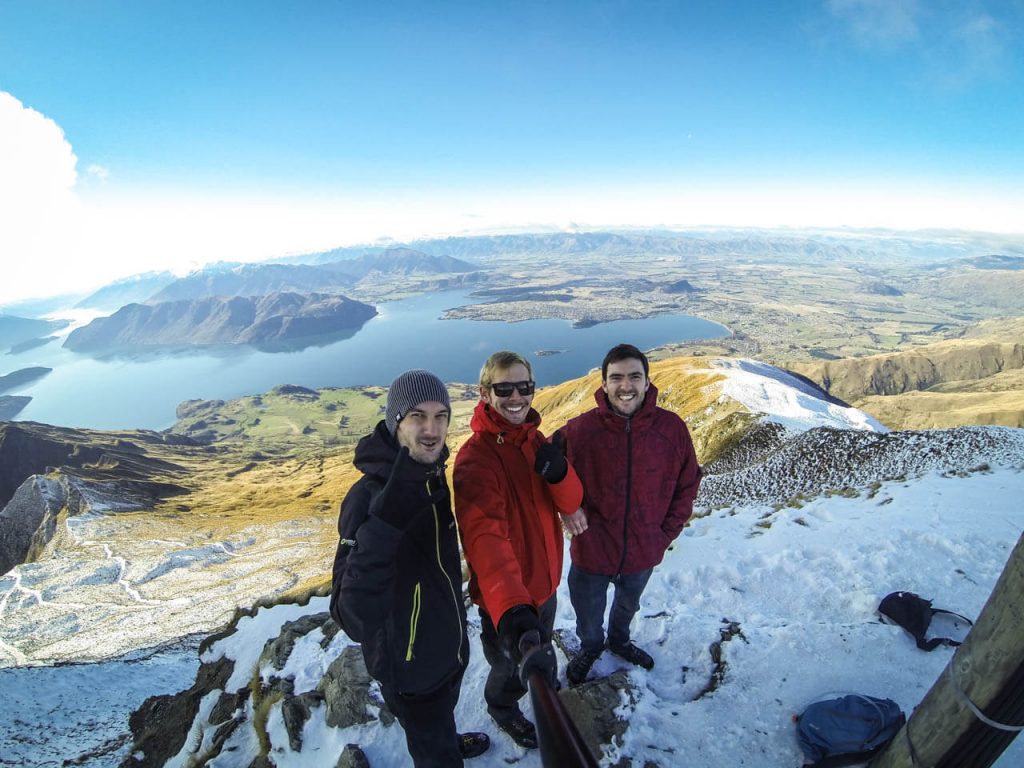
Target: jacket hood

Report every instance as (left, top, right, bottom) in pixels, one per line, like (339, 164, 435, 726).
(469, 400, 541, 446)
(593, 381, 661, 427)
(354, 420, 450, 481)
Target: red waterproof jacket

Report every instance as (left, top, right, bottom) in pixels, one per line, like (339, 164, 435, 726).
(559, 383, 701, 576)
(454, 401, 583, 626)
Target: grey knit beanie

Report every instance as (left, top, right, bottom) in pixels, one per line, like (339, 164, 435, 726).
(385, 369, 451, 435)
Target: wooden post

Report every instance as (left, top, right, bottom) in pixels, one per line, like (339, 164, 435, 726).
(871, 533, 1024, 768)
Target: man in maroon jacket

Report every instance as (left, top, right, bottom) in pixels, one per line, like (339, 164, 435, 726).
(558, 344, 702, 686)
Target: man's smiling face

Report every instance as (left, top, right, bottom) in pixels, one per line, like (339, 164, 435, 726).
(395, 400, 449, 464)
(483, 362, 534, 425)
(603, 358, 649, 417)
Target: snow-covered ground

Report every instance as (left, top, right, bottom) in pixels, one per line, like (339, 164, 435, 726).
(176, 461, 1023, 767)
(1, 358, 1021, 767)
(0, 638, 200, 767)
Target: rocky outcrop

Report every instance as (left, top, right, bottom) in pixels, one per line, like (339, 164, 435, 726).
(0, 475, 68, 575)
(125, 604, 644, 767)
(63, 292, 377, 352)
(123, 611, 391, 767)
(0, 422, 191, 575)
(121, 656, 235, 768)
(0, 395, 31, 420)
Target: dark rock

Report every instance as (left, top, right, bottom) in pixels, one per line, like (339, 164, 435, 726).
(321, 645, 392, 728)
(320, 618, 342, 648)
(262, 612, 333, 670)
(0, 475, 66, 576)
(336, 744, 371, 768)
(121, 657, 234, 768)
(282, 691, 324, 752)
(210, 689, 249, 725)
(559, 669, 637, 761)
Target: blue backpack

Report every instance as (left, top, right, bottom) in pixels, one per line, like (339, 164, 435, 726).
(795, 694, 905, 767)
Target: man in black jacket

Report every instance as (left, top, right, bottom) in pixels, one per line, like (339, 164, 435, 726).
(330, 370, 489, 767)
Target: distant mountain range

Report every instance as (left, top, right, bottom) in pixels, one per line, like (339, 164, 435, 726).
(0, 314, 69, 352)
(63, 292, 378, 352)
(149, 247, 478, 302)
(73, 271, 179, 311)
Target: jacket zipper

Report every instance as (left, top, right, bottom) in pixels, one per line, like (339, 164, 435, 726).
(428, 470, 465, 665)
(405, 582, 421, 661)
(615, 418, 633, 577)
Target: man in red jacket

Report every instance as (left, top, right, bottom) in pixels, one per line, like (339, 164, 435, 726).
(454, 350, 585, 749)
(558, 344, 702, 686)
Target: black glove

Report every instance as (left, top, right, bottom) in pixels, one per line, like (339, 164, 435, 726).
(517, 631, 558, 687)
(534, 432, 568, 484)
(369, 447, 440, 530)
(497, 604, 542, 662)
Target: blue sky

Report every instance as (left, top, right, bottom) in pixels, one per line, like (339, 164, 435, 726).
(1, 1, 1023, 302)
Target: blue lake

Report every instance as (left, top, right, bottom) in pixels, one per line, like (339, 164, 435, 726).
(3, 290, 728, 430)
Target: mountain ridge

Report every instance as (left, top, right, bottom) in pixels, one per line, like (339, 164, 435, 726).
(63, 292, 378, 352)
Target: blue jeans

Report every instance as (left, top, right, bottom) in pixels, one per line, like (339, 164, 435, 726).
(568, 564, 653, 653)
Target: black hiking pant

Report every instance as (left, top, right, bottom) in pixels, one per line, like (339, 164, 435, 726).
(380, 671, 464, 768)
(478, 595, 557, 719)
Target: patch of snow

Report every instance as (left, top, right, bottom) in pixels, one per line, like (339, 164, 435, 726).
(135, 542, 239, 586)
(203, 599, 326, 692)
(712, 357, 887, 433)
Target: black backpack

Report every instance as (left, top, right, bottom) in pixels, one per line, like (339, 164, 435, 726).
(795, 694, 906, 767)
(878, 591, 973, 651)
(328, 478, 380, 635)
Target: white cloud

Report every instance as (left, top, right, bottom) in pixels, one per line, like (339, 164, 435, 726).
(0, 92, 87, 303)
(86, 164, 110, 182)
(826, 0, 922, 47)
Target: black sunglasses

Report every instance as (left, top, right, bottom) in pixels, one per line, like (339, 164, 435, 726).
(490, 380, 535, 397)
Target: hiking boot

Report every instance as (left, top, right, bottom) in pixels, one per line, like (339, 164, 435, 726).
(458, 731, 491, 759)
(566, 648, 602, 686)
(609, 640, 654, 670)
(487, 706, 538, 749)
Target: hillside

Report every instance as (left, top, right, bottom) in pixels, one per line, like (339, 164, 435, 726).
(791, 335, 1024, 429)
(63, 292, 377, 352)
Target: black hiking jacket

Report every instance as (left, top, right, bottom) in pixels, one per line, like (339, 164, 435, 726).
(329, 421, 468, 696)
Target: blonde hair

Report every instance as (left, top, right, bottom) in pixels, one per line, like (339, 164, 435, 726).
(479, 350, 533, 390)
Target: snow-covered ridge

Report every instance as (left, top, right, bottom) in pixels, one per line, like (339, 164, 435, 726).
(711, 357, 887, 433)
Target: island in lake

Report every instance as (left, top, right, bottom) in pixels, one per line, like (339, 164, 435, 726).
(63, 292, 378, 353)
(0, 366, 53, 394)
